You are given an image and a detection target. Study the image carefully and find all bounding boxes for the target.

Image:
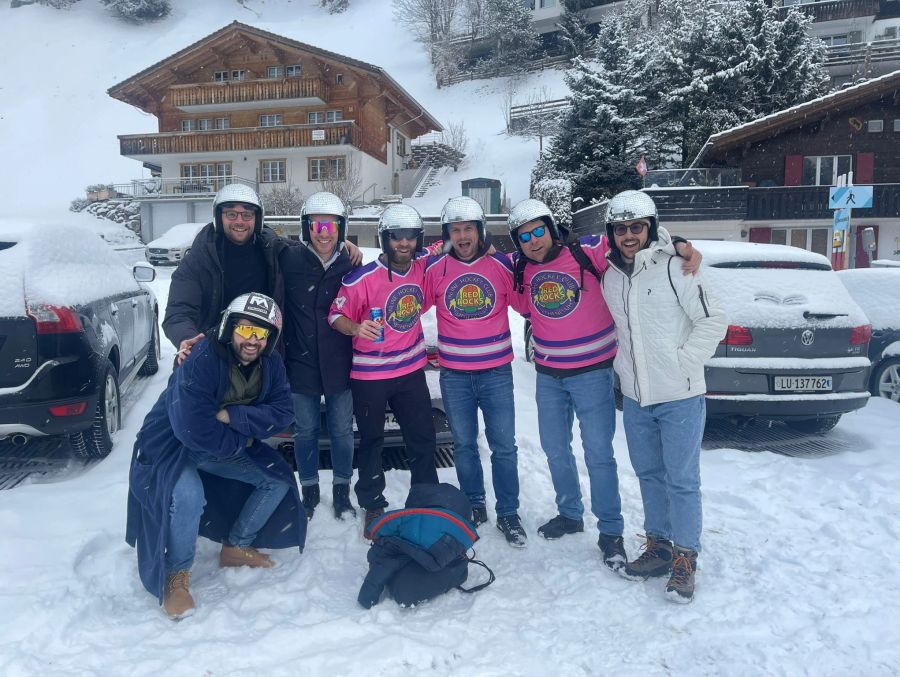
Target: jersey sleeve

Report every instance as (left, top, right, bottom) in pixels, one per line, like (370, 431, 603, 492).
(580, 233, 610, 273)
(329, 277, 366, 326)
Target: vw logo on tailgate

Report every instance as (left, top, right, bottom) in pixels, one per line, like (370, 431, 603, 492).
(800, 329, 815, 346)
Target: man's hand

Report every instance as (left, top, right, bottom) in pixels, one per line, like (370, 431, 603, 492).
(216, 408, 230, 425)
(346, 241, 363, 267)
(176, 333, 205, 365)
(675, 241, 702, 276)
(355, 319, 382, 341)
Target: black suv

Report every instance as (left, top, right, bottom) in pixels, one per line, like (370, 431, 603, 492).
(0, 224, 160, 458)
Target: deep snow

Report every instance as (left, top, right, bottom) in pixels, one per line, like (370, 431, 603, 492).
(1, 265, 899, 676)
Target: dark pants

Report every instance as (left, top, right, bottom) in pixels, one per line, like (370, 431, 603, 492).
(351, 369, 438, 510)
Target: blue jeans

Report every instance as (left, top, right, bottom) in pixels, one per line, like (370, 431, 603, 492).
(439, 364, 520, 516)
(166, 449, 291, 574)
(292, 390, 354, 486)
(535, 368, 623, 535)
(623, 395, 705, 552)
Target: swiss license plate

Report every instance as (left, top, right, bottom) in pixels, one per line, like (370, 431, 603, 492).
(773, 376, 833, 392)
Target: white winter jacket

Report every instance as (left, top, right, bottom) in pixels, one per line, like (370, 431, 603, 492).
(602, 229, 727, 407)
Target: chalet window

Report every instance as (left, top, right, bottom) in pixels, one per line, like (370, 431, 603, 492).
(397, 135, 407, 157)
(538, 0, 556, 7)
(267, 66, 284, 78)
(867, 120, 884, 133)
(261, 160, 286, 183)
(180, 120, 195, 132)
(231, 70, 245, 81)
(197, 119, 213, 131)
(215, 117, 230, 130)
(286, 65, 302, 77)
(214, 71, 229, 82)
(259, 114, 283, 128)
(820, 34, 849, 48)
(326, 110, 343, 123)
(801, 155, 851, 186)
(335, 73, 344, 85)
(308, 112, 325, 124)
(771, 227, 830, 257)
(309, 157, 346, 181)
(894, 119, 900, 133)
(180, 162, 232, 190)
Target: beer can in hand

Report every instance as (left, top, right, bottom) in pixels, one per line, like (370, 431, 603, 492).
(370, 307, 384, 343)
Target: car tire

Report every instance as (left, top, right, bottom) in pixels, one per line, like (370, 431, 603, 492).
(871, 357, 900, 402)
(524, 324, 534, 363)
(68, 360, 120, 459)
(138, 318, 160, 376)
(785, 415, 841, 435)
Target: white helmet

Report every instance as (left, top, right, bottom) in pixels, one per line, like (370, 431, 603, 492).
(440, 196, 485, 241)
(507, 198, 561, 251)
(213, 184, 265, 235)
(301, 191, 348, 243)
(215, 292, 283, 356)
(605, 190, 658, 243)
(378, 204, 424, 255)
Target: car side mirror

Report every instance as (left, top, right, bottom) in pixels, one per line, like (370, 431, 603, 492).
(133, 261, 156, 282)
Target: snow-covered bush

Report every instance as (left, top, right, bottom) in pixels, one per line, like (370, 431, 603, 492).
(70, 198, 90, 212)
(100, 0, 171, 22)
(37, 0, 81, 8)
(264, 185, 305, 216)
(321, 0, 349, 13)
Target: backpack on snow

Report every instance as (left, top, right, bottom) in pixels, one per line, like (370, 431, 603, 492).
(357, 483, 495, 608)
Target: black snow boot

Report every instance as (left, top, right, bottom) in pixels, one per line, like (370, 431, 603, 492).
(471, 505, 488, 527)
(332, 483, 357, 520)
(597, 533, 628, 573)
(537, 514, 584, 540)
(301, 484, 320, 520)
(496, 514, 528, 548)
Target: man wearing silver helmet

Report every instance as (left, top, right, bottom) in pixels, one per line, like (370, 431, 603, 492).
(163, 184, 287, 365)
(328, 204, 440, 539)
(126, 293, 304, 620)
(423, 196, 527, 547)
(279, 191, 357, 521)
(602, 190, 725, 603)
(506, 197, 701, 573)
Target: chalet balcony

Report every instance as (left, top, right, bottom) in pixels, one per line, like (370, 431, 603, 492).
(746, 184, 900, 220)
(118, 121, 381, 160)
(109, 175, 258, 200)
(776, 0, 880, 23)
(170, 77, 329, 113)
(825, 37, 900, 67)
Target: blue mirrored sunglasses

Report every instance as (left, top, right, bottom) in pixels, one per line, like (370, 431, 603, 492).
(518, 225, 546, 243)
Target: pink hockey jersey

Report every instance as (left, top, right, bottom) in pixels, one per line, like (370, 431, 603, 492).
(329, 257, 427, 380)
(424, 252, 515, 371)
(511, 234, 617, 371)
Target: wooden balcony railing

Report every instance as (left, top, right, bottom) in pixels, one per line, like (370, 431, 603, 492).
(118, 121, 385, 162)
(747, 184, 900, 221)
(170, 77, 328, 108)
(777, 0, 880, 23)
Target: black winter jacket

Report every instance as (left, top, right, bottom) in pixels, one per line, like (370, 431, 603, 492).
(280, 241, 353, 396)
(162, 223, 287, 349)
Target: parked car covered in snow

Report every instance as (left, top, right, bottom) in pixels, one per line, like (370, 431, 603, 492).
(144, 222, 205, 266)
(837, 267, 900, 402)
(0, 222, 160, 458)
(700, 241, 871, 433)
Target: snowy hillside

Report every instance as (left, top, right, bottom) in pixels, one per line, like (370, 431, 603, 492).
(0, 0, 566, 218)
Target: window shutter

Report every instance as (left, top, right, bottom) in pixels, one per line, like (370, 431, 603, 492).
(784, 155, 803, 186)
(855, 153, 874, 183)
(749, 227, 771, 243)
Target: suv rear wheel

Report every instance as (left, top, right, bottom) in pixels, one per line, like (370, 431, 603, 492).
(785, 415, 841, 435)
(69, 360, 120, 459)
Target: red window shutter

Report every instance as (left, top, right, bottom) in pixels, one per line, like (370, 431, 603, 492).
(855, 153, 874, 184)
(749, 227, 772, 243)
(784, 155, 803, 186)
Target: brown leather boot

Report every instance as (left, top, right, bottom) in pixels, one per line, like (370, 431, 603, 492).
(163, 570, 195, 620)
(665, 546, 698, 603)
(219, 544, 274, 568)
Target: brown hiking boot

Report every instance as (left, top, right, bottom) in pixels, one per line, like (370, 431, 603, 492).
(621, 535, 673, 581)
(665, 546, 698, 603)
(163, 570, 195, 620)
(219, 544, 274, 569)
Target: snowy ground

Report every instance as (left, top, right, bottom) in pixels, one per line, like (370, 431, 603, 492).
(1, 267, 899, 676)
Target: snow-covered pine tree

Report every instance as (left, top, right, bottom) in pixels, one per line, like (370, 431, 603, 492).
(557, 0, 593, 60)
(101, 0, 171, 21)
(321, 0, 350, 13)
(481, 0, 541, 73)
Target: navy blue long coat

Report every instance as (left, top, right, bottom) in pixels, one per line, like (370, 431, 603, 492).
(125, 338, 306, 603)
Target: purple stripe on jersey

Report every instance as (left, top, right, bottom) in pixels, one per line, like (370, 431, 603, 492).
(438, 346, 514, 363)
(437, 330, 512, 346)
(533, 325, 615, 348)
(534, 345, 617, 363)
(354, 332, 426, 357)
(352, 351, 427, 372)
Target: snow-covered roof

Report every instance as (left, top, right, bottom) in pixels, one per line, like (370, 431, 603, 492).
(692, 69, 900, 165)
(837, 268, 900, 329)
(0, 221, 143, 318)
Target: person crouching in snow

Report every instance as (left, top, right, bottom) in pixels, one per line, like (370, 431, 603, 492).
(126, 293, 305, 620)
(600, 191, 726, 603)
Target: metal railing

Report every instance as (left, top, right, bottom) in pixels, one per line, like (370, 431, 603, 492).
(777, 0, 880, 22)
(824, 37, 900, 66)
(170, 77, 328, 109)
(643, 168, 743, 188)
(110, 175, 257, 199)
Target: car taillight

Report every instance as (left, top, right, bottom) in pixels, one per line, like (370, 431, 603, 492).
(49, 402, 87, 417)
(26, 303, 83, 334)
(426, 345, 440, 369)
(850, 324, 872, 345)
(720, 325, 753, 346)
